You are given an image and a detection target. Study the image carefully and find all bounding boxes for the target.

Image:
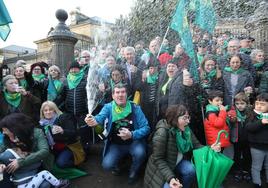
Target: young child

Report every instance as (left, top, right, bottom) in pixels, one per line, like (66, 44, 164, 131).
(246, 93, 268, 188)
(204, 90, 231, 148)
(229, 92, 251, 182)
(0, 149, 69, 188)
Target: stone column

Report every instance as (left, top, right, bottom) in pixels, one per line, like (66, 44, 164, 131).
(48, 9, 78, 75)
(245, 1, 268, 56)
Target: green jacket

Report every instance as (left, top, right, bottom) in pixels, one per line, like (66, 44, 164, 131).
(0, 128, 53, 170)
(144, 120, 202, 188)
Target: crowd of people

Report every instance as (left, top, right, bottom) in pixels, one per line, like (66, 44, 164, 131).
(0, 31, 268, 188)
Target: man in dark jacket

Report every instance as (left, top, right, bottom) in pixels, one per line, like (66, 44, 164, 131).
(55, 61, 91, 154)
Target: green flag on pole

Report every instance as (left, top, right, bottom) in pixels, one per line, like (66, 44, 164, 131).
(0, 0, 12, 41)
(191, 0, 216, 34)
(170, 0, 199, 82)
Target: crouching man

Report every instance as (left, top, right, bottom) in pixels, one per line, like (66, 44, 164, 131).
(85, 83, 150, 184)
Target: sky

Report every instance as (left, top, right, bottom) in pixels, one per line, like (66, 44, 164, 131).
(0, 0, 134, 49)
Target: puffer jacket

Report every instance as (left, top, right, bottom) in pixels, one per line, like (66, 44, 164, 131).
(204, 109, 231, 147)
(144, 120, 201, 188)
(55, 77, 88, 115)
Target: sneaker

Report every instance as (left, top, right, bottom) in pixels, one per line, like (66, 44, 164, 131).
(233, 171, 242, 182)
(56, 179, 70, 188)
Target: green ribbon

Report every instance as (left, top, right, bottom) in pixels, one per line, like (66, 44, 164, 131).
(19, 79, 28, 89)
(112, 100, 132, 122)
(146, 72, 158, 84)
(3, 91, 21, 107)
(224, 67, 245, 74)
(206, 104, 219, 113)
(171, 126, 193, 154)
(67, 70, 84, 89)
(32, 73, 46, 81)
(43, 124, 53, 134)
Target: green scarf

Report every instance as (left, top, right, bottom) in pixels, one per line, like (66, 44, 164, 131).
(224, 67, 245, 74)
(201, 69, 216, 88)
(32, 73, 46, 81)
(206, 104, 219, 113)
(19, 79, 28, 89)
(161, 78, 172, 95)
(112, 100, 132, 122)
(147, 72, 158, 84)
(67, 70, 84, 89)
(236, 109, 246, 122)
(4, 91, 21, 107)
(53, 79, 63, 93)
(256, 111, 268, 120)
(253, 61, 264, 69)
(172, 126, 193, 154)
(240, 48, 251, 54)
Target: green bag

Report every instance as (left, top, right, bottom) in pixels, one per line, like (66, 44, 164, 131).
(193, 130, 234, 188)
(51, 164, 88, 180)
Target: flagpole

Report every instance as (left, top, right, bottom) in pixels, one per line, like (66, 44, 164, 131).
(157, 26, 170, 58)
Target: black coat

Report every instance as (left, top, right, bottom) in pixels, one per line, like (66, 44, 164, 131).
(55, 77, 88, 115)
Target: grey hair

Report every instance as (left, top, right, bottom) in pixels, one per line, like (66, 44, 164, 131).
(48, 65, 61, 75)
(250, 49, 264, 61)
(124, 46, 135, 54)
(2, 75, 17, 86)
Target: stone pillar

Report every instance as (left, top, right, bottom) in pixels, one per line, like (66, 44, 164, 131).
(245, 1, 268, 56)
(48, 9, 78, 75)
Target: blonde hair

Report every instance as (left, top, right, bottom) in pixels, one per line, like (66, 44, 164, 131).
(48, 65, 61, 78)
(40, 101, 62, 119)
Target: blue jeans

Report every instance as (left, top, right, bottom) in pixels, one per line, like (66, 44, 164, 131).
(163, 159, 196, 188)
(55, 148, 74, 168)
(102, 140, 146, 175)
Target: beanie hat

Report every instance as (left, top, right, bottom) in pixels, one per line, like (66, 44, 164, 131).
(69, 61, 81, 70)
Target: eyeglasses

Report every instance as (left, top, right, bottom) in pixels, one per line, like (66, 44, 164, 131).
(178, 115, 191, 121)
(33, 68, 41, 71)
(81, 56, 90, 58)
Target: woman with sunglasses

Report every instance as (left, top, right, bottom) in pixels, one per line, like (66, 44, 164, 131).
(144, 105, 221, 188)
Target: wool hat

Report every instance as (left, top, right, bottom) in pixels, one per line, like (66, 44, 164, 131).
(69, 61, 81, 70)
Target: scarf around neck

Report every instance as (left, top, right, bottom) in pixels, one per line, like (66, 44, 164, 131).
(253, 61, 264, 69)
(202, 69, 216, 88)
(67, 70, 84, 89)
(161, 77, 172, 95)
(4, 91, 21, 108)
(236, 109, 246, 122)
(32, 73, 46, 81)
(171, 126, 193, 154)
(112, 100, 132, 122)
(19, 79, 28, 89)
(147, 72, 158, 84)
(39, 114, 58, 147)
(206, 104, 219, 113)
(224, 67, 245, 74)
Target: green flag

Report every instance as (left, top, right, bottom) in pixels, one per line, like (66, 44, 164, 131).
(0, 0, 12, 41)
(191, 0, 216, 34)
(170, 0, 199, 82)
